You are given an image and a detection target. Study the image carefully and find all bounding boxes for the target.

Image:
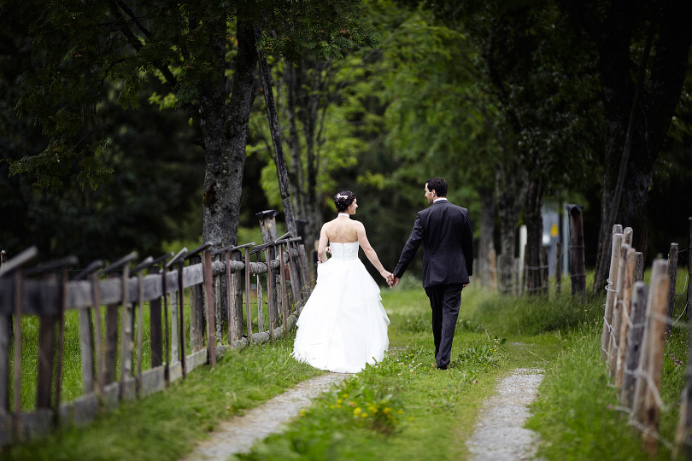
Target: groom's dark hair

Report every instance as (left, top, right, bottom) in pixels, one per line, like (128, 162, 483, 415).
(426, 177, 448, 197)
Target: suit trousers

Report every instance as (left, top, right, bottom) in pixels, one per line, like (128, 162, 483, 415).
(424, 283, 463, 369)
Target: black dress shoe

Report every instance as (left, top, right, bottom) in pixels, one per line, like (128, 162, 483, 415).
(437, 365, 447, 370)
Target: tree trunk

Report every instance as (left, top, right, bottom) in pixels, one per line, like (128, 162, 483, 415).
(257, 35, 297, 238)
(201, 18, 258, 248)
(495, 160, 526, 295)
(285, 63, 308, 222)
(565, 0, 692, 291)
(478, 185, 496, 287)
(524, 177, 544, 295)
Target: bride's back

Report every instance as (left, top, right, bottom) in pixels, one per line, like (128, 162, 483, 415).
(324, 218, 359, 243)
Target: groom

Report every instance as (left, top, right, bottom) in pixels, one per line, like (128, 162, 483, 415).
(390, 177, 474, 370)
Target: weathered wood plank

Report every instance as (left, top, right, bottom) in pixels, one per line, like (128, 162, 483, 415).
(177, 261, 187, 378)
(140, 366, 165, 397)
(136, 271, 145, 394)
(18, 408, 52, 443)
(103, 382, 119, 411)
(0, 316, 9, 411)
(257, 275, 263, 333)
(13, 272, 23, 441)
(119, 264, 133, 400)
(186, 350, 208, 373)
(202, 250, 216, 366)
(245, 248, 252, 337)
(170, 291, 179, 371)
(90, 275, 105, 395)
(168, 361, 182, 383)
(0, 257, 293, 315)
(54, 267, 68, 415)
(148, 266, 163, 368)
(225, 252, 236, 347)
(60, 392, 99, 427)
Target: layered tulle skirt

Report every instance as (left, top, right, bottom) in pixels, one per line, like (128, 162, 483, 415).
(292, 255, 390, 373)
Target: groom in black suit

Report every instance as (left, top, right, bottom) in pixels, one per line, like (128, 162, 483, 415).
(391, 177, 474, 369)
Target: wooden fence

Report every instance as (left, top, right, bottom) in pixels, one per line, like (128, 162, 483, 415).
(599, 220, 692, 458)
(0, 213, 312, 445)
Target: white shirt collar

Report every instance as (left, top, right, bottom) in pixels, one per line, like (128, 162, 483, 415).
(433, 197, 449, 203)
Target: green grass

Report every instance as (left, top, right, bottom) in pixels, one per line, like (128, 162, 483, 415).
(235, 287, 565, 460)
(2, 336, 322, 461)
(526, 295, 689, 460)
(6, 269, 690, 460)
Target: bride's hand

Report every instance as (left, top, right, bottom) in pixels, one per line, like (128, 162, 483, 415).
(380, 269, 392, 281)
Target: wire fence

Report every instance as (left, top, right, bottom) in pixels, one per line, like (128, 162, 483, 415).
(598, 224, 692, 458)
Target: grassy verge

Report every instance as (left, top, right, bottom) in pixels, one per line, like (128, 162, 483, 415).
(2, 336, 322, 461)
(526, 307, 688, 460)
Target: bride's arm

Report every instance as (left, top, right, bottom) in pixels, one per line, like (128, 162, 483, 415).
(317, 225, 329, 263)
(356, 223, 391, 279)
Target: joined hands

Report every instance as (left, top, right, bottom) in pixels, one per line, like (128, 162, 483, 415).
(380, 270, 400, 288)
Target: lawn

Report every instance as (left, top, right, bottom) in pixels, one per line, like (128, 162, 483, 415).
(4, 276, 689, 461)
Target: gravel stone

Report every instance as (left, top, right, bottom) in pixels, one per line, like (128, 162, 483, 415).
(181, 373, 349, 461)
(466, 368, 545, 461)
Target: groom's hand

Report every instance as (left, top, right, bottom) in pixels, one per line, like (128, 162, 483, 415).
(393, 276, 401, 287)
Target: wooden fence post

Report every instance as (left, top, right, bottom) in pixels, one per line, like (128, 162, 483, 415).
(615, 245, 636, 388)
(222, 249, 236, 348)
(566, 204, 587, 301)
(280, 242, 289, 332)
(13, 270, 23, 441)
(623, 227, 633, 246)
(244, 247, 252, 337)
(265, 246, 275, 340)
(631, 259, 668, 426)
(148, 253, 172, 369)
(119, 262, 133, 400)
(202, 248, 216, 366)
(621, 281, 649, 407)
(666, 242, 679, 336)
(601, 231, 623, 362)
(642, 269, 671, 457)
(634, 252, 645, 282)
(36, 274, 57, 411)
(75, 261, 103, 396)
(131, 257, 152, 396)
(609, 244, 631, 376)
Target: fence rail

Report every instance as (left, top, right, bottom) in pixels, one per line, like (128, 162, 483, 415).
(0, 214, 312, 446)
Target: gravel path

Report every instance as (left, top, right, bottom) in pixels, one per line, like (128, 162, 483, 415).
(466, 368, 545, 461)
(181, 373, 349, 461)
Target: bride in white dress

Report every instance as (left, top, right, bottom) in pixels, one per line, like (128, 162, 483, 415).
(292, 191, 392, 373)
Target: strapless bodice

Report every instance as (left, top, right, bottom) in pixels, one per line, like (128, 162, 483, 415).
(329, 241, 360, 260)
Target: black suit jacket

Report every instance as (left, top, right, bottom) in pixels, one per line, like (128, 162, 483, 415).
(393, 199, 474, 288)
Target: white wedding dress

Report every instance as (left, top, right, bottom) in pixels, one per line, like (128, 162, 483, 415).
(292, 241, 390, 373)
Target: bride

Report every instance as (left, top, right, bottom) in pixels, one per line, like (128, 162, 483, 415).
(292, 191, 392, 373)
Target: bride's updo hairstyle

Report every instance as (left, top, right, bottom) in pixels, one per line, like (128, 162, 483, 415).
(334, 191, 356, 212)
